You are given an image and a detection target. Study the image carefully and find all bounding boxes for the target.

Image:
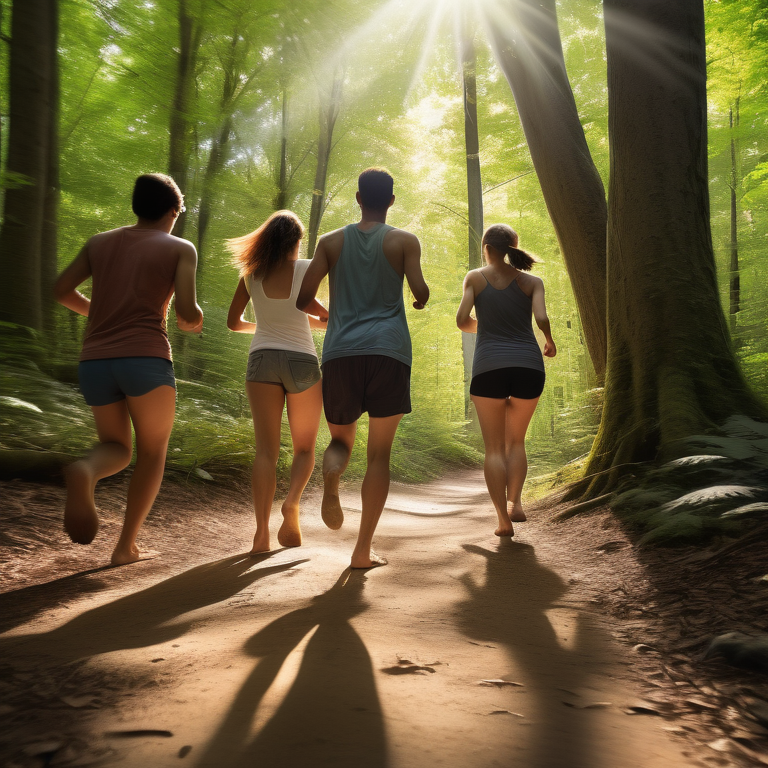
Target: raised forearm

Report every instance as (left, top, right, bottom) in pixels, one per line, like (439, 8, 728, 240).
(55, 289, 90, 317)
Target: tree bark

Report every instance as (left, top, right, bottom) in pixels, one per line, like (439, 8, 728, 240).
(41, 0, 59, 333)
(307, 68, 343, 259)
(462, 33, 484, 417)
(0, 0, 53, 330)
(273, 83, 289, 210)
(577, 0, 765, 497)
(168, 0, 202, 239)
(484, 0, 607, 381)
(728, 100, 740, 335)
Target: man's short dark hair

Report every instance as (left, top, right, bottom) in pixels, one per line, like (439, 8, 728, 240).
(132, 173, 184, 221)
(358, 168, 394, 211)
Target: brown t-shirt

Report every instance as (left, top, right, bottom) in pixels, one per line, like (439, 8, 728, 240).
(79, 227, 182, 362)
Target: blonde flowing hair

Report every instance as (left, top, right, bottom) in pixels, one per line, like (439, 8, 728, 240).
(227, 210, 305, 279)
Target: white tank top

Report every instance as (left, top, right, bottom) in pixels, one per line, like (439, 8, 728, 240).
(247, 259, 317, 358)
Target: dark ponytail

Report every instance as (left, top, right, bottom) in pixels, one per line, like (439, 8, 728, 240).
(482, 223, 541, 271)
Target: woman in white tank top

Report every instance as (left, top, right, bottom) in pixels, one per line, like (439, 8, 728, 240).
(227, 211, 328, 554)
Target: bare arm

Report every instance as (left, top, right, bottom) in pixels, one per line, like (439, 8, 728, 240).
(296, 239, 330, 311)
(531, 278, 556, 357)
(402, 233, 429, 309)
(174, 241, 204, 333)
(227, 278, 256, 334)
(456, 272, 478, 333)
(53, 244, 92, 316)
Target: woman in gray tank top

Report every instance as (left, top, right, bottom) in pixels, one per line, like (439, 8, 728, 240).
(456, 224, 556, 538)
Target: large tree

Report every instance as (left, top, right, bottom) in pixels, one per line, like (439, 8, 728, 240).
(576, 0, 766, 497)
(0, 0, 56, 331)
(483, 0, 608, 381)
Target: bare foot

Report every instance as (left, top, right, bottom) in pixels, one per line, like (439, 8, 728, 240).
(321, 472, 344, 530)
(351, 551, 388, 569)
(277, 502, 302, 548)
(110, 545, 160, 566)
(508, 501, 527, 522)
(250, 530, 271, 555)
(64, 461, 99, 544)
(495, 513, 515, 537)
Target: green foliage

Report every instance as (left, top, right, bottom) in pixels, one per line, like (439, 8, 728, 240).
(0, 0, 765, 504)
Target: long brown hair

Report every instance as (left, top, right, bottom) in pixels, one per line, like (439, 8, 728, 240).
(227, 210, 305, 279)
(482, 224, 541, 271)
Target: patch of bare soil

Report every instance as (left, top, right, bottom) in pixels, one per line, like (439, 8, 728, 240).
(532, 490, 768, 768)
(0, 469, 766, 768)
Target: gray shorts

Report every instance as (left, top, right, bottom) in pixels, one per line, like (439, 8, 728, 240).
(246, 349, 321, 394)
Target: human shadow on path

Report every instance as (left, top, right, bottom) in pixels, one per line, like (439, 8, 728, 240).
(1, 553, 307, 665)
(457, 541, 601, 768)
(196, 569, 386, 768)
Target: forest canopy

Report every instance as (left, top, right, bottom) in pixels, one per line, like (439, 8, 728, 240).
(0, 0, 766, 537)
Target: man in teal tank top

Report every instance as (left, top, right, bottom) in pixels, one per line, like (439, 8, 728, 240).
(297, 168, 429, 569)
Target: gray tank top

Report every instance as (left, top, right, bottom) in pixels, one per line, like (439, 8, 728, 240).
(472, 274, 544, 377)
(322, 223, 412, 366)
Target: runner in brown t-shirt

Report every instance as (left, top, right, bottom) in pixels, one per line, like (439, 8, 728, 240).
(54, 173, 203, 565)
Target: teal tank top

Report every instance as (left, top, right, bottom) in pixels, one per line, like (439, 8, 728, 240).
(322, 223, 412, 367)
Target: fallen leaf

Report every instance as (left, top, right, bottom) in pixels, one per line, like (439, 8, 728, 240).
(478, 679, 524, 687)
(623, 702, 663, 716)
(151, 658, 165, 663)
(633, 644, 655, 654)
(488, 710, 524, 717)
(562, 701, 612, 710)
(105, 730, 173, 738)
(23, 741, 63, 757)
(178, 745, 193, 758)
(60, 695, 98, 708)
(381, 665, 435, 675)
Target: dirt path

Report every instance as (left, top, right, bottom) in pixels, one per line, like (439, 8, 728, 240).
(0, 471, 709, 767)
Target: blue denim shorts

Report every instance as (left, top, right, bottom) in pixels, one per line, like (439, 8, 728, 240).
(78, 357, 176, 406)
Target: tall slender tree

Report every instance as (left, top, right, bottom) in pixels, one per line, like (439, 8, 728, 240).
(461, 30, 484, 415)
(484, 0, 608, 381)
(728, 98, 740, 335)
(307, 65, 343, 259)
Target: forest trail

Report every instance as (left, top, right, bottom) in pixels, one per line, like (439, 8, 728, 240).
(1, 471, 697, 768)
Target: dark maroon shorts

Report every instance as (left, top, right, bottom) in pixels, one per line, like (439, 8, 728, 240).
(321, 355, 412, 425)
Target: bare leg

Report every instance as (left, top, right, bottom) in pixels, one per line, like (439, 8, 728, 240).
(279, 381, 323, 547)
(505, 396, 540, 523)
(65, 401, 133, 544)
(111, 385, 176, 565)
(472, 395, 513, 536)
(322, 421, 356, 530)
(351, 414, 402, 568)
(245, 382, 286, 554)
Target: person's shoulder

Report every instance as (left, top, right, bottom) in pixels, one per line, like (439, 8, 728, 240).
(519, 271, 544, 288)
(384, 226, 419, 244)
(465, 268, 486, 285)
(316, 227, 345, 256)
(160, 233, 197, 259)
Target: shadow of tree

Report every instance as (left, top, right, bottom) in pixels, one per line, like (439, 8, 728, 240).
(456, 540, 598, 768)
(196, 569, 386, 768)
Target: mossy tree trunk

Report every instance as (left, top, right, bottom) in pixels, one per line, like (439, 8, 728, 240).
(485, 0, 607, 382)
(577, 0, 766, 498)
(0, 0, 55, 331)
(461, 30, 483, 418)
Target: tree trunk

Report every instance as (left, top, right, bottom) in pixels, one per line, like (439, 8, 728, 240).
(41, 0, 59, 334)
(728, 100, 740, 336)
(168, 0, 202, 239)
(462, 33, 484, 418)
(273, 83, 289, 210)
(0, 0, 53, 330)
(484, 0, 607, 381)
(196, 115, 232, 258)
(577, 0, 765, 497)
(307, 69, 343, 259)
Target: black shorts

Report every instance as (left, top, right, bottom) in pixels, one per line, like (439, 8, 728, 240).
(322, 355, 412, 425)
(470, 367, 545, 400)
